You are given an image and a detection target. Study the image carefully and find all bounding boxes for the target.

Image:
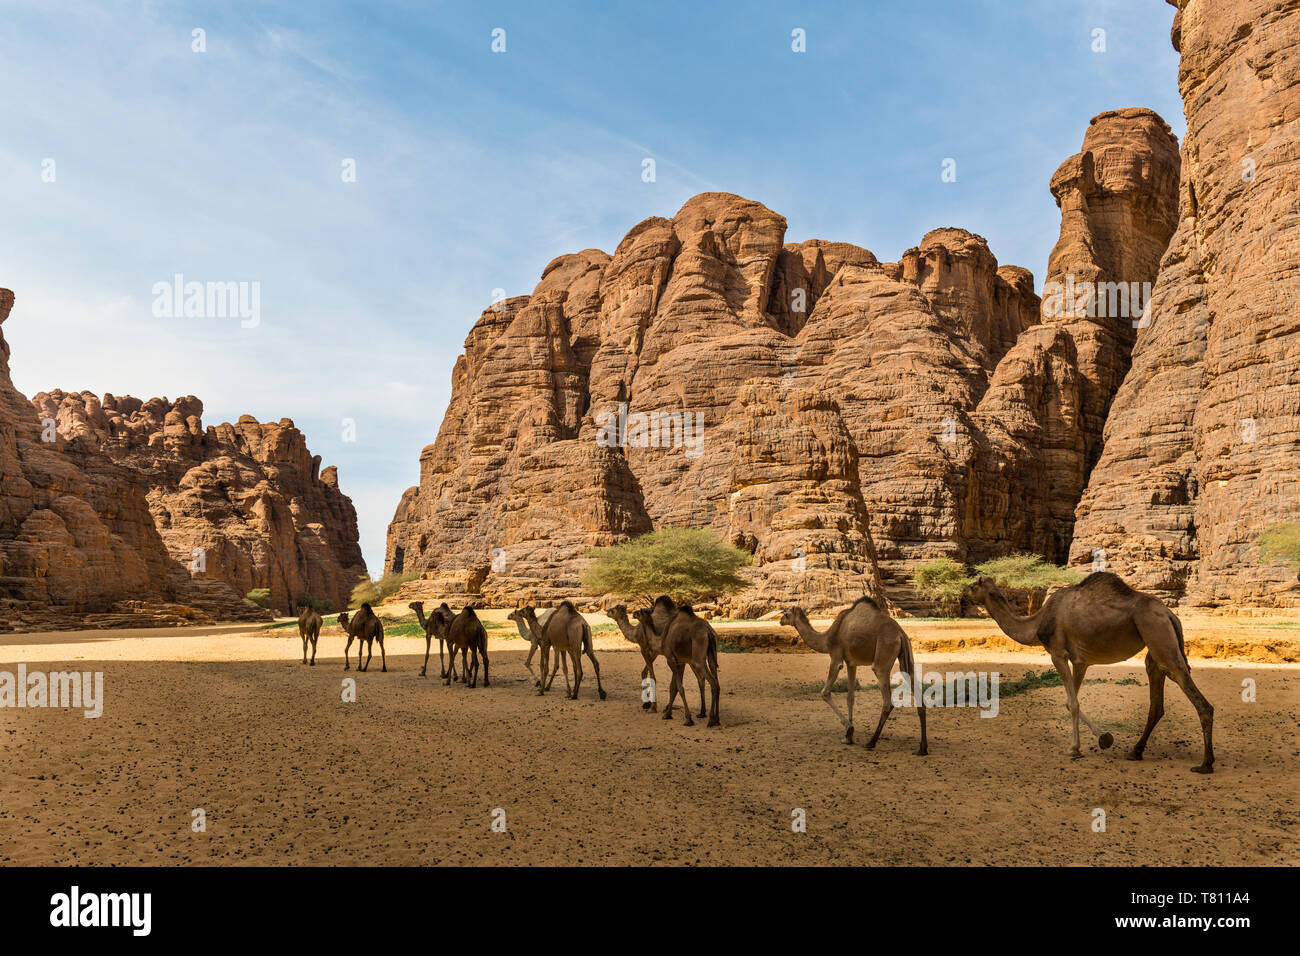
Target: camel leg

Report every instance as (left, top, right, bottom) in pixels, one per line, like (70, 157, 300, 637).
(536, 645, 549, 695)
(343, 636, 354, 670)
(1069, 663, 1112, 748)
(584, 646, 606, 701)
(706, 656, 720, 727)
(461, 645, 471, 685)
(1140, 612, 1214, 773)
(844, 664, 857, 744)
(641, 657, 658, 712)
(569, 648, 582, 700)
(524, 638, 540, 687)
(310, 636, 317, 666)
(864, 660, 895, 750)
(1128, 653, 1166, 762)
(301, 635, 308, 665)
(420, 634, 431, 677)
(1053, 654, 1082, 758)
(378, 638, 386, 673)
(559, 648, 574, 699)
(677, 663, 694, 726)
(546, 647, 563, 693)
(693, 661, 708, 719)
(467, 645, 477, 688)
(362, 640, 372, 673)
(663, 664, 682, 721)
(820, 659, 850, 739)
(439, 638, 449, 679)
(914, 693, 928, 756)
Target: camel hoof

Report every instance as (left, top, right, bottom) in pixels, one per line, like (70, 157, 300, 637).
(683, 719, 695, 727)
(1069, 751, 1083, 760)
(865, 741, 877, 751)
(1191, 764, 1214, 774)
(707, 718, 720, 727)
(310, 661, 315, 667)
(1126, 749, 1144, 761)
(641, 701, 652, 710)
(598, 689, 607, 701)
(844, 725, 855, 744)
(1098, 732, 1115, 750)
(914, 747, 928, 756)
(662, 711, 673, 720)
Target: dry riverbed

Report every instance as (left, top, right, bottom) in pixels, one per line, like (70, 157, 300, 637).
(0, 612, 1296, 865)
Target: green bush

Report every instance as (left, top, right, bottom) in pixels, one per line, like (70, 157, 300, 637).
(349, 572, 419, 610)
(972, 553, 1082, 591)
(244, 588, 271, 608)
(1258, 522, 1300, 569)
(911, 558, 973, 617)
(295, 593, 335, 614)
(582, 527, 751, 606)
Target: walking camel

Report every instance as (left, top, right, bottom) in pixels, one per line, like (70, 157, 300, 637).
(338, 604, 386, 672)
(634, 604, 720, 727)
(506, 605, 554, 686)
(296, 602, 322, 666)
(443, 605, 489, 688)
(780, 598, 928, 754)
(409, 601, 455, 678)
(606, 597, 676, 711)
(962, 572, 1214, 772)
(518, 603, 606, 700)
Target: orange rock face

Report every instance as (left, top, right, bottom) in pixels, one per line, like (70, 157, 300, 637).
(1069, 0, 1300, 607)
(388, 106, 1186, 613)
(31, 390, 368, 615)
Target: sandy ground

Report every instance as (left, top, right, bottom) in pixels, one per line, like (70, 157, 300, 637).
(0, 613, 1297, 866)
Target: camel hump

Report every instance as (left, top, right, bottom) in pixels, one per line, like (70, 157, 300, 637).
(851, 594, 881, 611)
(1078, 571, 1137, 596)
(676, 604, 696, 616)
(462, 606, 479, 619)
(558, 600, 578, 615)
(653, 595, 676, 611)
(360, 602, 373, 613)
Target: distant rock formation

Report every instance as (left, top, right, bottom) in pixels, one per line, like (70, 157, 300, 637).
(1069, 0, 1300, 607)
(32, 390, 367, 615)
(388, 105, 1183, 614)
(0, 286, 366, 629)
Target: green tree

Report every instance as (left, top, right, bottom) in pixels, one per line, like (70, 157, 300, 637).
(972, 553, 1082, 591)
(582, 528, 751, 606)
(911, 558, 973, 617)
(244, 588, 271, 608)
(1258, 522, 1300, 569)
(349, 572, 419, 609)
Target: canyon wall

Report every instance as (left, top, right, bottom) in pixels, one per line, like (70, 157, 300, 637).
(387, 106, 1182, 613)
(0, 286, 366, 629)
(32, 390, 368, 615)
(1069, 0, 1300, 607)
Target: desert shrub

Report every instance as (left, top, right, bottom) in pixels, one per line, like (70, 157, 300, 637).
(911, 558, 973, 617)
(295, 593, 334, 614)
(350, 572, 419, 609)
(972, 553, 1082, 591)
(1258, 522, 1300, 569)
(582, 528, 751, 606)
(244, 588, 271, 608)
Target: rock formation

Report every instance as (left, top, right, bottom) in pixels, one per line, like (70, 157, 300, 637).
(1069, 0, 1300, 607)
(388, 106, 1184, 614)
(31, 390, 368, 615)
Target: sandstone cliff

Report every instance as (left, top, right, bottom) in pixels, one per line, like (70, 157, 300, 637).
(388, 104, 1184, 613)
(32, 390, 368, 615)
(1069, 0, 1300, 607)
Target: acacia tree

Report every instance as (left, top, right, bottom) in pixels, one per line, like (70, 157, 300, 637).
(582, 528, 751, 606)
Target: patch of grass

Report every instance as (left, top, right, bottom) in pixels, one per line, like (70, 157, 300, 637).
(261, 619, 300, 631)
(717, 640, 752, 654)
(1258, 521, 1300, 569)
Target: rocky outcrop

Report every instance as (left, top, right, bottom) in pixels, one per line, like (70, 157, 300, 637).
(388, 158, 1179, 612)
(1069, 0, 1300, 607)
(31, 390, 367, 615)
(0, 289, 262, 628)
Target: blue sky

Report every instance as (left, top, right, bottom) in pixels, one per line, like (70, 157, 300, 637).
(0, 0, 1184, 575)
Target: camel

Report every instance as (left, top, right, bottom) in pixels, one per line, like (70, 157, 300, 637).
(409, 601, 455, 678)
(962, 572, 1214, 773)
(606, 597, 676, 711)
(634, 604, 720, 727)
(780, 599, 927, 754)
(338, 604, 386, 672)
(443, 605, 489, 688)
(506, 606, 554, 686)
(518, 603, 606, 700)
(296, 603, 322, 666)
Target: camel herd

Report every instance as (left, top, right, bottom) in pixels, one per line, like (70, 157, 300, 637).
(291, 570, 1216, 773)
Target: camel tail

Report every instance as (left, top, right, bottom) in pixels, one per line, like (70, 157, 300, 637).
(898, 637, 919, 691)
(581, 619, 594, 655)
(1170, 610, 1190, 669)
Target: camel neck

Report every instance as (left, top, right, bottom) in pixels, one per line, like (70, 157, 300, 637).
(981, 589, 1042, 646)
(611, 617, 642, 646)
(791, 613, 831, 653)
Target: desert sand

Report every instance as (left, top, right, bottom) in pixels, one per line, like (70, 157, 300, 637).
(0, 612, 1296, 866)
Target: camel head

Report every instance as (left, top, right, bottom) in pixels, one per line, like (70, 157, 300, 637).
(778, 607, 805, 629)
(962, 576, 997, 606)
(606, 604, 628, 623)
(408, 601, 424, 612)
(337, 611, 350, 629)
(633, 606, 660, 636)
(506, 608, 525, 625)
